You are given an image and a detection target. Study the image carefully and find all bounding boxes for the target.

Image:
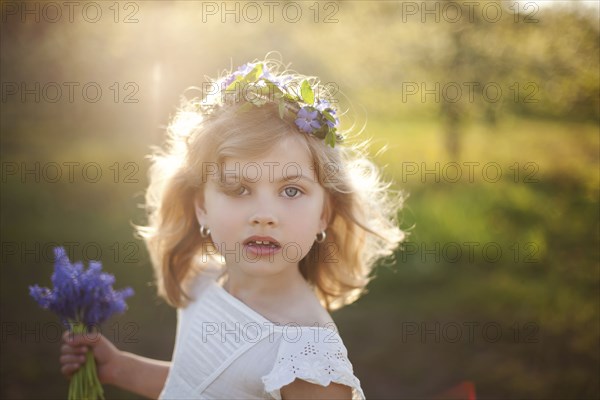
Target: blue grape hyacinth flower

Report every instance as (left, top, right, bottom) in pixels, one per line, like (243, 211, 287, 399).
(29, 246, 133, 400)
(30, 247, 134, 328)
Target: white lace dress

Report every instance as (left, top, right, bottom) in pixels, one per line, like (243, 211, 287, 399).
(159, 267, 366, 399)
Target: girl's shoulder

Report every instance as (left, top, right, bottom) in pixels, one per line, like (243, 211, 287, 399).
(263, 286, 336, 329)
(183, 259, 226, 298)
(291, 292, 336, 328)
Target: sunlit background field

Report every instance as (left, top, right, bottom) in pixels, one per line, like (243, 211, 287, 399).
(1, 1, 598, 399)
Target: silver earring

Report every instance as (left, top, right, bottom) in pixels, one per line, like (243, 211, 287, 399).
(315, 230, 326, 243)
(200, 225, 211, 238)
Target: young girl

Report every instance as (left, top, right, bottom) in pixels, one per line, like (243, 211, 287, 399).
(59, 56, 406, 399)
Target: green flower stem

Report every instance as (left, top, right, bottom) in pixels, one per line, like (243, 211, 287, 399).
(68, 322, 105, 400)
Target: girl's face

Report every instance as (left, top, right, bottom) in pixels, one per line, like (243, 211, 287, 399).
(195, 135, 330, 277)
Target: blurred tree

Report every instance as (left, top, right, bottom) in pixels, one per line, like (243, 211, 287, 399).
(302, 1, 599, 156)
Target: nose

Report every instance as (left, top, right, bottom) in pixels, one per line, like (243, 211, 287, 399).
(250, 201, 279, 226)
(249, 211, 278, 227)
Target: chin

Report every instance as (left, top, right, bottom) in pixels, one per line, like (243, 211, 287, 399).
(236, 260, 296, 276)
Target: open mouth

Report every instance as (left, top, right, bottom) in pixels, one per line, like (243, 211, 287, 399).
(243, 237, 282, 257)
(245, 240, 280, 249)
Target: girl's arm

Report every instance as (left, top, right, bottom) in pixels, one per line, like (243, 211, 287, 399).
(109, 351, 171, 399)
(60, 331, 171, 399)
(281, 379, 352, 400)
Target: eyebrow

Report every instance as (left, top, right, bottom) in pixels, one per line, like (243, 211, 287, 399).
(277, 174, 316, 183)
(219, 173, 316, 184)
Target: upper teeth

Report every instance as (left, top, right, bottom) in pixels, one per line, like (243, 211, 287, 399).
(252, 240, 276, 246)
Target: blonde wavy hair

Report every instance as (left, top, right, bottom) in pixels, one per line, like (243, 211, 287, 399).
(136, 56, 407, 311)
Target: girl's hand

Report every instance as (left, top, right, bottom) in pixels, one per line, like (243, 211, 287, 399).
(60, 330, 122, 385)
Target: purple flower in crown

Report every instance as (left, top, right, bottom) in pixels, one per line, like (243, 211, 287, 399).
(222, 63, 255, 87)
(315, 99, 339, 128)
(223, 62, 275, 88)
(259, 67, 277, 82)
(222, 74, 236, 88)
(237, 63, 254, 75)
(295, 107, 322, 133)
(29, 246, 134, 328)
(315, 98, 334, 113)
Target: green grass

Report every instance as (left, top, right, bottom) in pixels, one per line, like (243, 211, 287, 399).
(365, 115, 598, 190)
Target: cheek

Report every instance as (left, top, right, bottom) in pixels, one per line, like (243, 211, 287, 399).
(204, 195, 242, 241)
(290, 195, 324, 225)
(288, 201, 323, 241)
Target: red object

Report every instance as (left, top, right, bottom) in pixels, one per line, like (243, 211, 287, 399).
(432, 381, 477, 400)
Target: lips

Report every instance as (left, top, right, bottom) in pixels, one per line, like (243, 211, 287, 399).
(243, 235, 281, 248)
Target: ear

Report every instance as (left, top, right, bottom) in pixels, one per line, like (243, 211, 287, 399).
(194, 195, 208, 226)
(319, 194, 332, 232)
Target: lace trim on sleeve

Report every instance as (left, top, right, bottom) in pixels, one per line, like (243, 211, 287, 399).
(261, 327, 366, 400)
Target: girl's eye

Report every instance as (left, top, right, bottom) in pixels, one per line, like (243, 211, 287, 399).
(282, 187, 302, 198)
(235, 186, 249, 196)
(221, 184, 248, 196)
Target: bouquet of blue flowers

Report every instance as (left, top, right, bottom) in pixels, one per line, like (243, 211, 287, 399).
(30, 247, 134, 400)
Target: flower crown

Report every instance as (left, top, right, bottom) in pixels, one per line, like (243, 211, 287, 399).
(215, 62, 342, 148)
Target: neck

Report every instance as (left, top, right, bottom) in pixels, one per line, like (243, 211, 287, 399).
(223, 264, 310, 303)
